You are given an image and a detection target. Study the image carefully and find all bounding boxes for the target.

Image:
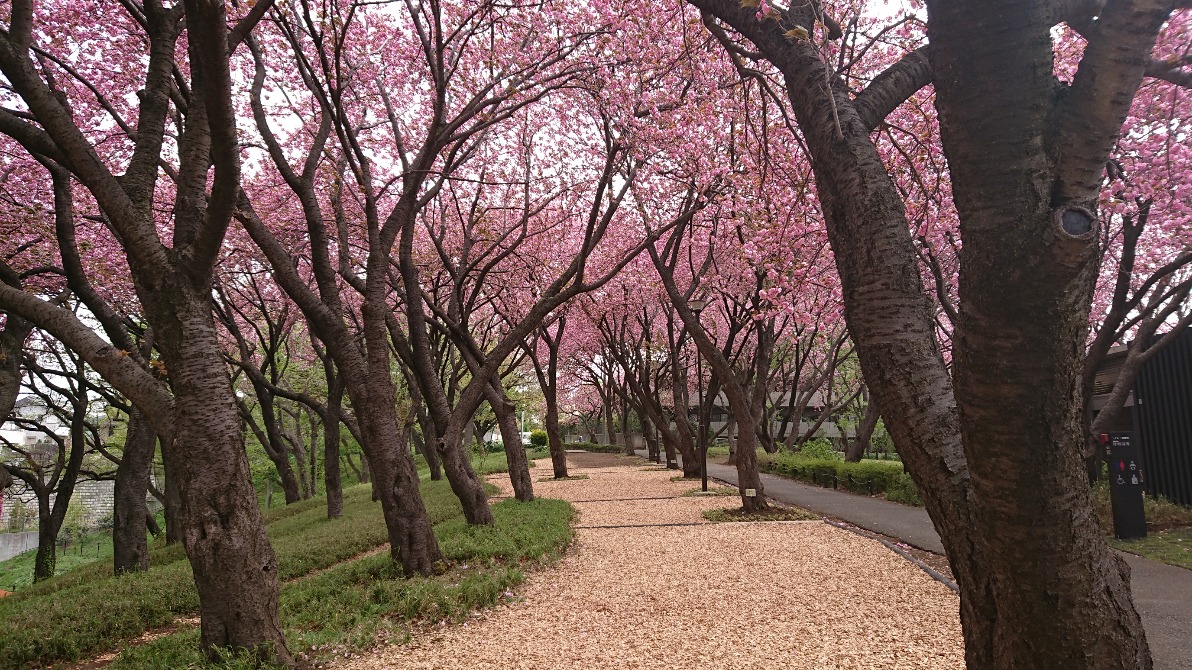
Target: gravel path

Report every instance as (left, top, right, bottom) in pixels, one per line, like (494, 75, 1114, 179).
(340, 455, 963, 669)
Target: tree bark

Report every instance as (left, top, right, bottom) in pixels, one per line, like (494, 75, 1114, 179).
(437, 418, 496, 525)
(545, 393, 569, 479)
(844, 394, 881, 463)
(691, 1, 1163, 666)
(486, 380, 534, 500)
(323, 372, 345, 519)
(160, 435, 184, 545)
(929, 1, 1159, 664)
(33, 497, 59, 583)
(155, 297, 291, 662)
(113, 408, 157, 574)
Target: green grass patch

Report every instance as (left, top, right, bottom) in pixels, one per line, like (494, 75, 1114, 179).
(108, 498, 574, 670)
(0, 527, 116, 592)
(670, 475, 700, 482)
(0, 479, 504, 670)
(537, 474, 590, 482)
(702, 507, 819, 522)
(682, 487, 739, 497)
(1092, 481, 1192, 569)
(1111, 528, 1192, 571)
(1091, 481, 1192, 532)
(757, 452, 924, 507)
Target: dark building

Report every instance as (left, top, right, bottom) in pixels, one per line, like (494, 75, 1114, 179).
(1132, 329, 1192, 506)
(1095, 330, 1192, 506)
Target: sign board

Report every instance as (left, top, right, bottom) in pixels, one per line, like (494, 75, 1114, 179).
(1104, 432, 1147, 540)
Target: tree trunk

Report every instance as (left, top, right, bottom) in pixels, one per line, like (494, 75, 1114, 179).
(161, 435, 184, 544)
(619, 399, 634, 456)
(114, 408, 157, 574)
(412, 430, 442, 481)
(642, 415, 660, 462)
(155, 300, 292, 663)
(33, 495, 58, 583)
(544, 386, 569, 479)
(929, 3, 1155, 664)
(307, 407, 320, 497)
(694, 1, 1165, 665)
(486, 381, 534, 501)
(240, 387, 302, 505)
(662, 431, 679, 470)
(725, 415, 738, 466)
(281, 409, 312, 501)
(324, 376, 345, 519)
(668, 363, 700, 477)
(602, 397, 615, 445)
(844, 395, 881, 463)
(437, 419, 495, 525)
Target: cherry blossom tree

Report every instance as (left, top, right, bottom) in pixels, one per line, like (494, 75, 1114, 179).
(690, 0, 1190, 664)
(0, 0, 295, 662)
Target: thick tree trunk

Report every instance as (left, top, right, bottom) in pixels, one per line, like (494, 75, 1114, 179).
(348, 351, 442, 572)
(929, 3, 1155, 665)
(361, 411, 442, 574)
(114, 408, 157, 574)
(733, 432, 766, 512)
(486, 381, 534, 501)
(155, 300, 293, 663)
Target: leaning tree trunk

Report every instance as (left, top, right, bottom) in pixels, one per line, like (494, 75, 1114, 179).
(113, 408, 157, 574)
(684, 5, 1003, 667)
(250, 389, 302, 505)
(844, 396, 881, 463)
(34, 397, 87, 583)
(436, 418, 495, 525)
(486, 380, 534, 501)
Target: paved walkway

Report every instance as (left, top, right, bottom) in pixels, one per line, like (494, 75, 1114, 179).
(650, 452, 1192, 670)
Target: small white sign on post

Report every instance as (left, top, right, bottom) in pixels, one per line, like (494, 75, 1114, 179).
(745, 488, 757, 497)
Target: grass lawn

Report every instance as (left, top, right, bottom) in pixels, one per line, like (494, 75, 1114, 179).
(0, 456, 573, 670)
(0, 528, 115, 592)
(1111, 528, 1192, 570)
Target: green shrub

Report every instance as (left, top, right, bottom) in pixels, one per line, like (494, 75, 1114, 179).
(794, 439, 840, 461)
(757, 452, 922, 507)
(563, 441, 622, 454)
(529, 430, 548, 448)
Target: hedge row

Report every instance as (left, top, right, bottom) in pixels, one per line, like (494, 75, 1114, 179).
(757, 453, 923, 506)
(563, 441, 625, 454)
